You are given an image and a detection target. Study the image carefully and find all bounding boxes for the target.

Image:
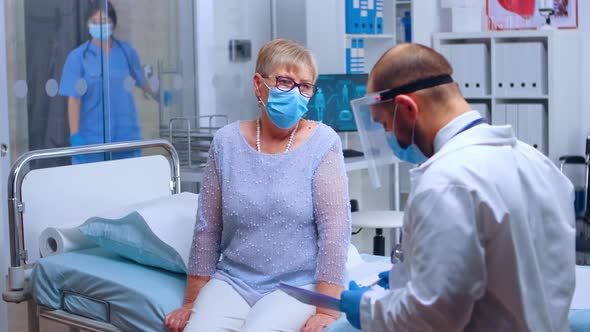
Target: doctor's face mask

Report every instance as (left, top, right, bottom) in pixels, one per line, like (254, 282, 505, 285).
(386, 104, 428, 164)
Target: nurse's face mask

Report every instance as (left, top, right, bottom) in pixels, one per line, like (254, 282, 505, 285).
(259, 75, 316, 129)
(350, 74, 454, 188)
(88, 22, 113, 40)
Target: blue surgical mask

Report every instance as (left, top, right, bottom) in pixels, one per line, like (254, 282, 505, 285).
(386, 105, 428, 164)
(261, 83, 309, 129)
(88, 23, 112, 41)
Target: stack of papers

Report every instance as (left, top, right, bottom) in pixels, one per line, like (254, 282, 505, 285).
(349, 260, 392, 287)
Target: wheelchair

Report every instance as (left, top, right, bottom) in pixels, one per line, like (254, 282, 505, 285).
(559, 136, 590, 265)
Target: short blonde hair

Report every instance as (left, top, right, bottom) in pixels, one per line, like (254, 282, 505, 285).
(255, 39, 318, 82)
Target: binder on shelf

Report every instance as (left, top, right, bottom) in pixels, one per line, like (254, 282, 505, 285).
(349, 39, 358, 74)
(360, 0, 369, 34)
(491, 103, 506, 126)
(450, 44, 468, 95)
(517, 104, 529, 148)
(367, 0, 376, 34)
(376, 0, 384, 34)
(346, 0, 362, 34)
(518, 103, 547, 154)
(503, 43, 527, 97)
(350, 39, 365, 73)
(494, 43, 507, 97)
(524, 42, 547, 96)
(464, 43, 489, 97)
(346, 38, 352, 74)
(506, 103, 519, 137)
(357, 39, 365, 72)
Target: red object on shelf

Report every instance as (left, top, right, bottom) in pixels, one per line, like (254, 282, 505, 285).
(497, 0, 536, 17)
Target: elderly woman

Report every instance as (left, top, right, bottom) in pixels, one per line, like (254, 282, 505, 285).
(165, 39, 351, 332)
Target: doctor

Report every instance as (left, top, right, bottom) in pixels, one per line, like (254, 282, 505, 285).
(340, 43, 576, 331)
(59, 1, 155, 163)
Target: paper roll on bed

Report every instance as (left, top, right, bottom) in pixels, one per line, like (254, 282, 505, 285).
(35, 192, 199, 273)
(38, 227, 96, 257)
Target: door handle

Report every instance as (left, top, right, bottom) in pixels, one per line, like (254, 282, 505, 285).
(1, 143, 7, 157)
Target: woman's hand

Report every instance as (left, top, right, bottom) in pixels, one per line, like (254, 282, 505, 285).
(165, 275, 210, 332)
(301, 313, 338, 332)
(164, 304, 192, 332)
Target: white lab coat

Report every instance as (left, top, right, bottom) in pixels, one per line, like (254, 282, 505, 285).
(360, 111, 576, 331)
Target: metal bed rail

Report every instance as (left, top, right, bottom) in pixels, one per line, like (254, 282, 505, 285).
(165, 114, 228, 168)
(6, 139, 181, 269)
(200, 114, 229, 133)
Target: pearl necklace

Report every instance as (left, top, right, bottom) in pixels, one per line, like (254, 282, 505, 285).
(256, 119, 299, 153)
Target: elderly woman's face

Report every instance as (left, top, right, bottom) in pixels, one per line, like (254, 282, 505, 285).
(257, 65, 315, 103)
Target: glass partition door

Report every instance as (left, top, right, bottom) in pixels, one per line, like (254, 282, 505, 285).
(4, 0, 196, 166)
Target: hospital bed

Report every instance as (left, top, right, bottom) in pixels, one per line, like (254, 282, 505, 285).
(3, 139, 183, 331)
(2, 140, 589, 332)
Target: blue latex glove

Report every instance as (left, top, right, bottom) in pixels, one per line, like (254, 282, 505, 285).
(69, 133, 85, 146)
(163, 90, 173, 107)
(340, 281, 370, 329)
(69, 133, 88, 164)
(378, 270, 390, 289)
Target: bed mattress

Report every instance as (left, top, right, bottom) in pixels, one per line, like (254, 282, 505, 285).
(32, 247, 186, 332)
(32, 248, 589, 332)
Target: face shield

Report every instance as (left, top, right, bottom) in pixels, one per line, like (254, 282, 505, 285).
(351, 74, 454, 188)
(351, 93, 396, 189)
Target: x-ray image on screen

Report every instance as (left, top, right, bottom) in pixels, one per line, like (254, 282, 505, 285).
(306, 74, 368, 132)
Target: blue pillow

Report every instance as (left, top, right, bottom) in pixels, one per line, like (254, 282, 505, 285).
(79, 211, 186, 273)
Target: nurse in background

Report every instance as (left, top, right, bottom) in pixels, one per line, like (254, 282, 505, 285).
(59, 0, 155, 164)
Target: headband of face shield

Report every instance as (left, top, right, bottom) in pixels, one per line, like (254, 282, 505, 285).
(351, 74, 453, 188)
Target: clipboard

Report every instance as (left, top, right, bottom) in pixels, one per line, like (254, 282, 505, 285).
(278, 282, 341, 311)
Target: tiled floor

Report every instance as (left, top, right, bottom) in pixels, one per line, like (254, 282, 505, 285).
(8, 302, 68, 332)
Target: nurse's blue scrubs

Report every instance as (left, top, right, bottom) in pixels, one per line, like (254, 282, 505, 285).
(59, 39, 144, 164)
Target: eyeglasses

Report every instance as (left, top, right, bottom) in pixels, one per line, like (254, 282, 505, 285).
(263, 75, 318, 98)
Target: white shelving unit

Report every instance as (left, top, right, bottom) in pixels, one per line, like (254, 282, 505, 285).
(433, 30, 581, 162)
(274, 0, 405, 74)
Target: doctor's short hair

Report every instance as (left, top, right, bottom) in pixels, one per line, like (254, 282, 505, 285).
(369, 43, 460, 103)
(255, 39, 318, 82)
(86, 0, 118, 29)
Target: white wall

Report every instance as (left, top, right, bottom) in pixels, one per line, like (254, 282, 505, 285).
(197, 0, 272, 127)
(412, 0, 440, 46)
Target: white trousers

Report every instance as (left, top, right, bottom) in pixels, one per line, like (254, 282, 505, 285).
(184, 279, 316, 332)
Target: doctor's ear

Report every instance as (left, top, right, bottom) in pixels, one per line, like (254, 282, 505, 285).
(394, 95, 418, 114)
